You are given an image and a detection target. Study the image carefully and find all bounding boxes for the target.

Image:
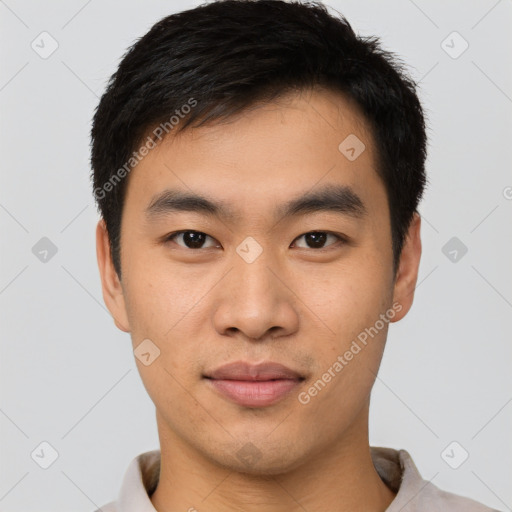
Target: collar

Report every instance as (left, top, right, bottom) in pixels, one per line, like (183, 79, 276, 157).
(110, 446, 484, 512)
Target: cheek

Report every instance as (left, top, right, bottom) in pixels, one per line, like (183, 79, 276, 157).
(296, 258, 392, 397)
(122, 255, 192, 336)
(295, 258, 390, 335)
(123, 264, 210, 380)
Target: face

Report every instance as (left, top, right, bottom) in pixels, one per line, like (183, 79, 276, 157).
(97, 87, 421, 474)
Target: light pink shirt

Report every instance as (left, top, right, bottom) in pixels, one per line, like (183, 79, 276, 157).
(95, 446, 500, 511)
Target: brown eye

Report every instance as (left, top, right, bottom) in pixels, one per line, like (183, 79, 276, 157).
(292, 231, 346, 250)
(165, 230, 219, 249)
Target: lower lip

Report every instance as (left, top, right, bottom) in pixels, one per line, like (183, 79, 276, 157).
(205, 378, 302, 407)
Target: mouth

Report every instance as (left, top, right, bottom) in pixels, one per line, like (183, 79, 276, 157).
(204, 377, 304, 407)
(203, 361, 305, 408)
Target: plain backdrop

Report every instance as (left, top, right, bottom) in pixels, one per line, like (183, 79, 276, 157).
(0, 0, 511, 511)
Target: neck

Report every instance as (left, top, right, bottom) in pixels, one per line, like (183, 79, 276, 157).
(150, 405, 396, 512)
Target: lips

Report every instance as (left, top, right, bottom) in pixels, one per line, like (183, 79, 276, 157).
(204, 361, 304, 381)
(203, 361, 305, 407)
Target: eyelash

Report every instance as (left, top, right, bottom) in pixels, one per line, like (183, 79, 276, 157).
(163, 230, 348, 251)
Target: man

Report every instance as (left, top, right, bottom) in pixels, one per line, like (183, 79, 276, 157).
(90, 1, 499, 510)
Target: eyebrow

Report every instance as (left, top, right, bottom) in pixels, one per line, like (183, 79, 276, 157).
(144, 184, 368, 223)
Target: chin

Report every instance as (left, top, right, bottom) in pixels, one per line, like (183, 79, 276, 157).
(206, 438, 308, 476)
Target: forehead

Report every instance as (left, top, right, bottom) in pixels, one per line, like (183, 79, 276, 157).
(123, 87, 385, 223)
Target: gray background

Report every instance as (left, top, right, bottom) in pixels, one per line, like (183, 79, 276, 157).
(1, 0, 511, 510)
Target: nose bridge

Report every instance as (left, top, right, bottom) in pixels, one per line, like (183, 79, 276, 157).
(211, 236, 298, 340)
(232, 236, 278, 306)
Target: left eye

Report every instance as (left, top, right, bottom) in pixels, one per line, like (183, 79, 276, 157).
(291, 231, 345, 250)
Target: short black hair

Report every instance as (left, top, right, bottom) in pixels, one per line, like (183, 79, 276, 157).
(90, 0, 427, 280)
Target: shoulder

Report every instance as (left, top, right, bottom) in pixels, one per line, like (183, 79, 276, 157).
(415, 483, 501, 511)
(371, 446, 501, 512)
(396, 448, 501, 511)
(399, 448, 500, 511)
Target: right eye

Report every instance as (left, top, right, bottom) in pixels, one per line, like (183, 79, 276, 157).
(163, 230, 221, 250)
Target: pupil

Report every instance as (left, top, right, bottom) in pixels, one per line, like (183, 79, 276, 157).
(306, 232, 326, 248)
(184, 231, 205, 249)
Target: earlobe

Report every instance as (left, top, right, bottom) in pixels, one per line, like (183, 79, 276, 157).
(390, 212, 422, 323)
(96, 219, 131, 333)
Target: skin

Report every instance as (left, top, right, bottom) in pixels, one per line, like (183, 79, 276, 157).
(96, 86, 422, 512)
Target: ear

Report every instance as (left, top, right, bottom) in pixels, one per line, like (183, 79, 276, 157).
(96, 219, 131, 332)
(390, 212, 422, 322)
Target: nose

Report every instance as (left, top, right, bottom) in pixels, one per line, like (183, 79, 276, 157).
(212, 248, 300, 342)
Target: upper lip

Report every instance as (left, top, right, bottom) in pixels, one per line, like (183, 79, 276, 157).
(204, 361, 304, 381)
